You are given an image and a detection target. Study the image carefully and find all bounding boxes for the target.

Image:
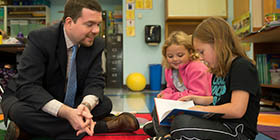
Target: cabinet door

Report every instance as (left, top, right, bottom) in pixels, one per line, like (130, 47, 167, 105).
(166, 0, 227, 20)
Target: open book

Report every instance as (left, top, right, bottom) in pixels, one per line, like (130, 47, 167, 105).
(154, 98, 224, 126)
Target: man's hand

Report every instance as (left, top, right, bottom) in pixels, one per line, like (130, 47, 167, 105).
(76, 104, 95, 136)
(76, 119, 96, 136)
(57, 104, 94, 136)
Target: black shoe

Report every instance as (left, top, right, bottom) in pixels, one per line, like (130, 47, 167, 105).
(143, 121, 156, 137)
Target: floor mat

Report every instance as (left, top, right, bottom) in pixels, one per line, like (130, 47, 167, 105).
(83, 113, 152, 140)
(257, 112, 280, 140)
(1, 112, 277, 140)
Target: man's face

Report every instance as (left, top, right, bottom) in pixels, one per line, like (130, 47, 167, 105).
(66, 8, 102, 47)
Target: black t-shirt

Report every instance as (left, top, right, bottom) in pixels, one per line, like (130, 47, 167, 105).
(211, 57, 261, 139)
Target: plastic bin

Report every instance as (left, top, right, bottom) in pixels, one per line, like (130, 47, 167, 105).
(270, 69, 280, 85)
(149, 64, 162, 90)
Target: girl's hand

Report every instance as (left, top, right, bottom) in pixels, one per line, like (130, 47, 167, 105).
(178, 95, 194, 102)
(157, 92, 164, 98)
(179, 95, 213, 105)
(188, 105, 206, 112)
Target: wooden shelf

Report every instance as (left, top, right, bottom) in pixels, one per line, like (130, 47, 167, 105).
(0, 44, 25, 53)
(261, 84, 280, 89)
(242, 26, 280, 43)
(260, 99, 280, 109)
(8, 17, 46, 20)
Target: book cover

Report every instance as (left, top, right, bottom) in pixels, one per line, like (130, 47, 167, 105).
(154, 98, 224, 126)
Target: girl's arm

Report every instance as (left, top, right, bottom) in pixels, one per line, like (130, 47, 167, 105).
(178, 95, 213, 105)
(159, 83, 176, 98)
(191, 90, 249, 119)
(159, 69, 177, 99)
(169, 64, 212, 100)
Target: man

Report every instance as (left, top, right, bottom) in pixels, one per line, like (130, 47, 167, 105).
(1, 0, 139, 139)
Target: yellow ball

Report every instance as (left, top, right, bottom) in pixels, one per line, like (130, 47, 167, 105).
(126, 73, 146, 91)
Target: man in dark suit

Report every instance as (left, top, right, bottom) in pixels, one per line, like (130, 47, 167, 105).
(1, 0, 139, 139)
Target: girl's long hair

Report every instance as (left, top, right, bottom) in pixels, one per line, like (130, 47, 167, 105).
(192, 17, 254, 77)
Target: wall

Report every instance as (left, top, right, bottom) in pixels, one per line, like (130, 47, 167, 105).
(49, 0, 121, 24)
(227, 0, 234, 25)
(122, 0, 234, 85)
(50, 0, 66, 24)
(99, 0, 122, 11)
(122, 0, 165, 85)
(48, 0, 234, 85)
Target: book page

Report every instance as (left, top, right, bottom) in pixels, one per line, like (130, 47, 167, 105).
(154, 98, 195, 122)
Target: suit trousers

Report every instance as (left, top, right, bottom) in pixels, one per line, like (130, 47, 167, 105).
(8, 95, 112, 140)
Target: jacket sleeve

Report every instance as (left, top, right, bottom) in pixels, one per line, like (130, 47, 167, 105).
(81, 38, 105, 102)
(163, 62, 212, 100)
(15, 31, 54, 110)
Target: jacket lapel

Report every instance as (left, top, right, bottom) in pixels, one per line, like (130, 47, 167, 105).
(56, 23, 67, 79)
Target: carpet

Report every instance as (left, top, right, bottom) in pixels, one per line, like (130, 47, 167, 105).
(257, 112, 280, 140)
(1, 112, 278, 140)
(83, 113, 152, 140)
(0, 113, 152, 140)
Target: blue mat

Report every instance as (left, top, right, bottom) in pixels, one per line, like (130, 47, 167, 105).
(256, 133, 274, 140)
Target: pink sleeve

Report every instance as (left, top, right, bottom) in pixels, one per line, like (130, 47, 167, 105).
(166, 62, 212, 100)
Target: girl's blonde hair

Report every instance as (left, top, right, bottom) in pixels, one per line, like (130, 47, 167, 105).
(162, 31, 199, 68)
(192, 17, 255, 77)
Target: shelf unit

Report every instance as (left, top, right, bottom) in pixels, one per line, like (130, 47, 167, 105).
(0, 44, 25, 54)
(0, 5, 50, 37)
(242, 26, 280, 108)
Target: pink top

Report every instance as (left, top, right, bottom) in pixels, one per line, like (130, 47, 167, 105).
(161, 61, 212, 100)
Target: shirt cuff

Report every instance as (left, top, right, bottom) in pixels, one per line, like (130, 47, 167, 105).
(42, 99, 63, 117)
(82, 95, 99, 110)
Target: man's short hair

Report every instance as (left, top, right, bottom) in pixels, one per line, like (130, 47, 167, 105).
(63, 0, 102, 23)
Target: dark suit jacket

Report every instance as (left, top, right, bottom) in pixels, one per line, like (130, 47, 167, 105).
(1, 22, 105, 123)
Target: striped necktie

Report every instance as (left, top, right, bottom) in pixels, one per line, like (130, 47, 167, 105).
(64, 45, 78, 107)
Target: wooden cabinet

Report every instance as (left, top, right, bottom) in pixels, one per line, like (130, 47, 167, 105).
(242, 26, 280, 108)
(165, 21, 200, 39)
(165, 0, 227, 21)
(165, 0, 227, 39)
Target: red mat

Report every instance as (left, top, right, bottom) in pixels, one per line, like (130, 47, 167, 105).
(83, 113, 152, 140)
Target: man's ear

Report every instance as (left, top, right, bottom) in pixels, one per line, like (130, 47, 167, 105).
(64, 17, 73, 28)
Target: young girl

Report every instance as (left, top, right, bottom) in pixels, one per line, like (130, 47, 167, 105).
(144, 31, 212, 138)
(146, 17, 261, 140)
(158, 31, 212, 100)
